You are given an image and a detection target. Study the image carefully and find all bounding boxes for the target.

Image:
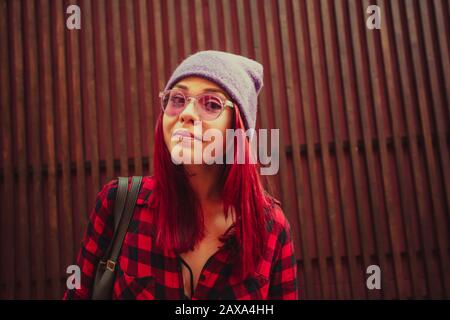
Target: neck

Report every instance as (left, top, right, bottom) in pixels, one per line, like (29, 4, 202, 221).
(183, 164, 225, 211)
(184, 164, 234, 235)
(184, 164, 223, 202)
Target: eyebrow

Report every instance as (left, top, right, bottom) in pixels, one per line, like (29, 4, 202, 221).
(174, 84, 229, 98)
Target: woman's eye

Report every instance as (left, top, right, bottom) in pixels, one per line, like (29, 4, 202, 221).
(204, 102, 222, 112)
(170, 95, 185, 107)
(201, 96, 222, 112)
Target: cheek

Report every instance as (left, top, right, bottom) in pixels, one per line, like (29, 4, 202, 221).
(219, 109, 233, 145)
(203, 109, 233, 154)
(213, 108, 233, 136)
(162, 114, 176, 150)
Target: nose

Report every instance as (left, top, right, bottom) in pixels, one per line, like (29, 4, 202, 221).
(179, 97, 200, 125)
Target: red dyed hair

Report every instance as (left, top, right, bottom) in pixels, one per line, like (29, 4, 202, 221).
(149, 104, 275, 278)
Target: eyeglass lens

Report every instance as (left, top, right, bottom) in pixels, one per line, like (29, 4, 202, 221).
(161, 90, 225, 120)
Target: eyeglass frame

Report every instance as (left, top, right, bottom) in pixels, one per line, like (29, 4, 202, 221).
(158, 88, 234, 121)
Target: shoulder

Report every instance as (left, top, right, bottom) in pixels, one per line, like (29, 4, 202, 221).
(136, 175, 156, 206)
(264, 198, 293, 246)
(93, 175, 156, 209)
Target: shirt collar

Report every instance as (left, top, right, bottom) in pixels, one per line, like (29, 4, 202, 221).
(135, 176, 154, 206)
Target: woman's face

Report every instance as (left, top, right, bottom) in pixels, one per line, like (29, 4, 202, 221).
(162, 76, 234, 164)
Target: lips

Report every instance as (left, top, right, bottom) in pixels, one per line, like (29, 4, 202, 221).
(172, 129, 202, 142)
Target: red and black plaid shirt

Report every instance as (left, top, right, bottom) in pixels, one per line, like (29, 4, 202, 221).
(63, 176, 298, 300)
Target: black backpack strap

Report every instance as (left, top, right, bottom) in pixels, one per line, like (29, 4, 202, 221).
(92, 176, 143, 299)
(104, 176, 143, 272)
(114, 177, 129, 232)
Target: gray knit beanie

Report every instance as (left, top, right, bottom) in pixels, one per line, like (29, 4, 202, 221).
(163, 50, 264, 130)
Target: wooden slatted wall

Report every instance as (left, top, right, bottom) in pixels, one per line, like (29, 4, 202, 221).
(0, 0, 449, 299)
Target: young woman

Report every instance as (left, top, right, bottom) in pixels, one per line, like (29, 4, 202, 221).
(64, 50, 298, 300)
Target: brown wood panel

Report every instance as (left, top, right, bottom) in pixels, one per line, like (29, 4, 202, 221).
(417, 0, 450, 295)
(51, 0, 75, 284)
(123, 0, 143, 175)
(334, 0, 381, 299)
(195, 0, 206, 51)
(36, 0, 62, 299)
(9, 0, 31, 299)
(208, 0, 220, 50)
(0, 0, 448, 299)
(0, 0, 15, 299)
(361, 0, 406, 299)
(80, 0, 100, 236)
(379, 0, 425, 299)
(134, 0, 154, 168)
(22, 0, 46, 299)
(433, 0, 450, 119)
(391, 0, 443, 299)
(92, 0, 115, 184)
(68, 0, 87, 262)
(405, 0, 448, 298)
(348, 0, 397, 299)
(278, 0, 315, 299)
(320, 0, 367, 299)
(306, 0, 351, 299)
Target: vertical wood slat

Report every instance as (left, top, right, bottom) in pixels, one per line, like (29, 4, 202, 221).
(172, 0, 185, 61)
(421, 0, 450, 214)
(405, 0, 447, 298)
(159, 0, 172, 78)
(208, 0, 220, 50)
(271, 0, 299, 260)
(134, 0, 155, 168)
(9, 0, 31, 299)
(277, 0, 314, 300)
(22, 0, 46, 299)
(167, 0, 179, 73)
(268, 0, 301, 249)
(236, 0, 249, 56)
(294, 0, 333, 299)
(201, 0, 213, 49)
(221, 0, 232, 52)
(320, 0, 366, 299)
(36, 0, 62, 299)
(146, 0, 161, 124)
(65, 0, 84, 264)
(334, 0, 382, 299)
(263, 0, 311, 296)
(348, 0, 396, 299)
(80, 0, 100, 236)
(379, 0, 425, 298)
(152, 0, 167, 90)
(306, 0, 351, 299)
(433, 0, 450, 118)
(195, 0, 206, 51)
(391, 0, 441, 299)
(417, 0, 450, 295)
(0, 0, 449, 299)
(52, 0, 75, 286)
(251, 0, 282, 200)
(92, 0, 115, 185)
(0, 0, 15, 299)
(66, 0, 87, 269)
(362, 0, 406, 299)
(112, 0, 129, 176)
(121, 0, 143, 175)
(180, 0, 192, 55)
